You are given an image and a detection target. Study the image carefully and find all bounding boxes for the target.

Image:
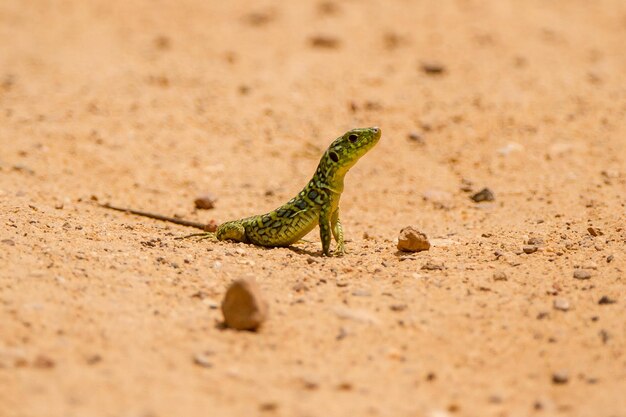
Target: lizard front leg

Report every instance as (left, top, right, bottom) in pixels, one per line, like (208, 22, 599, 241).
(330, 209, 345, 256)
(319, 204, 332, 256)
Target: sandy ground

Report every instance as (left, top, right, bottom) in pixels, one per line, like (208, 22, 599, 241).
(1, 1, 625, 416)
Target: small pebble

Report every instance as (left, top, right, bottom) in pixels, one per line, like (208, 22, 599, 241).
(599, 329, 610, 344)
(1, 239, 15, 246)
(309, 35, 340, 48)
(492, 271, 508, 281)
(573, 269, 592, 280)
(527, 237, 544, 245)
(470, 188, 495, 203)
(420, 61, 446, 75)
(245, 11, 274, 26)
(337, 382, 353, 391)
(389, 304, 407, 312)
(193, 351, 214, 368)
(460, 179, 473, 192)
(194, 193, 217, 210)
(259, 402, 279, 412)
(397, 226, 431, 252)
(154, 35, 171, 50)
(407, 132, 424, 144)
(598, 296, 616, 305)
(336, 327, 348, 340)
(300, 377, 320, 390)
(318, 1, 339, 15)
(383, 32, 404, 50)
(85, 354, 102, 365)
(552, 371, 569, 384)
(523, 245, 538, 254)
(587, 227, 602, 237)
(364, 101, 382, 111)
(553, 298, 570, 311)
(221, 278, 268, 331)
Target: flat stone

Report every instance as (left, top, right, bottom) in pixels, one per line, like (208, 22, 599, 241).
(573, 269, 592, 280)
(553, 298, 570, 311)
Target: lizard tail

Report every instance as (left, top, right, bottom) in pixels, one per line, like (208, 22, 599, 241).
(100, 203, 214, 231)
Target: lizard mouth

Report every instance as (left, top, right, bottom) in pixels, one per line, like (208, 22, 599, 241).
(370, 126, 382, 144)
(370, 126, 382, 141)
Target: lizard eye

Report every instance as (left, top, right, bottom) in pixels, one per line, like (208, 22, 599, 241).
(348, 134, 358, 143)
(329, 151, 339, 162)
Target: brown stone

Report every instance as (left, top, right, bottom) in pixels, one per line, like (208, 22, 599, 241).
(397, 226, 431, 252)
(194, 193, 217, 210)
(523, 245, 538, 254)
(470, 188, 495, 203)
(221, 278, 268, 331)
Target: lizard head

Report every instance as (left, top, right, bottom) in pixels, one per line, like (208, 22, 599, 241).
(323, 127, 381, 174)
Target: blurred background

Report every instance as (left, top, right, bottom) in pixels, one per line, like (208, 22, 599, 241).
(1, 1, 625, 417)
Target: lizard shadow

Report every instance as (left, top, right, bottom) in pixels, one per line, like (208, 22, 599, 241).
(214, 321, 261, 333)
(285, 245, 323, 257)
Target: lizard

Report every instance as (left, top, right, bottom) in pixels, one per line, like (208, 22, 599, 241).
(102, 127, 381, 256)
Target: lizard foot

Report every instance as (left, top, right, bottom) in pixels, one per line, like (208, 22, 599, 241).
(333, 246, 346, 257)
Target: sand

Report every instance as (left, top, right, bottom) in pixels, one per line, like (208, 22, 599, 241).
(1, 1, 625, 416)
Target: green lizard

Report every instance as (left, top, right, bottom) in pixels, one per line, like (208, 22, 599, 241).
(102, 127, 381, 256)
